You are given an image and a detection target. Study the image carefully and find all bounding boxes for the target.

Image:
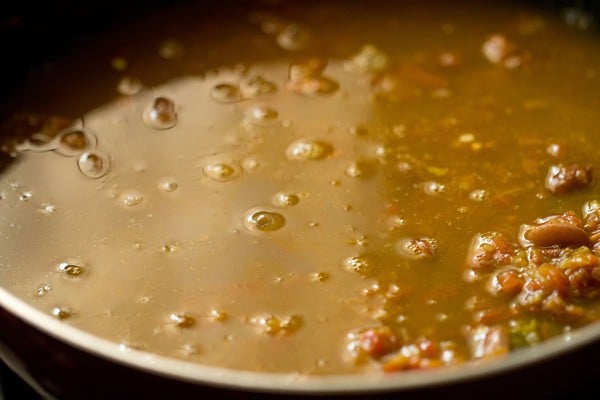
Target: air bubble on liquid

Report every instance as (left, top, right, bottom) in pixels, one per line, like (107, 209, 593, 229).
(55, 129, 97, 157)
(244, 207, 286, 232)
(396, 238, 437, 260)
(202, 155, 241, 182)
(208, 309, 228, 322)
(346, 44, 390, 74)
(287, 59, 340, 96)
(119, 190, 144, 207)
(158, 40, 184, 60)
(244, 105, 279, 127)
(161, 243, 177, 253)
(342, 255, 372, 273)
(276, 24, 311, 51)
(423, 181, 446, 195)
(117, 76, 144, 96)
(169, 312, 195, 328)
(158, 177, 178, 192)
(52, 306, 72, 320)
(241, 76, 278, 98)
(242, 157, 260, 172)
(38, 203, 56, 215)
(286, 139, 333, 161)
(210, 83, 243, 103)
(345, 161, 373, 178)
(78, 151, 110, 179)
(35, 283, 52, 297)
(273, 192, 300, 207)
(469, 189, 488, 202)
(19, 191, 32, 202)
(143, 97, 177, 130)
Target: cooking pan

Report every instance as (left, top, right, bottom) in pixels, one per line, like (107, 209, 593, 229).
(0, 1, 599, 399)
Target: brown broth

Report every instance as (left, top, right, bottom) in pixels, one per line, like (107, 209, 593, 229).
(0, 0, 599, 374)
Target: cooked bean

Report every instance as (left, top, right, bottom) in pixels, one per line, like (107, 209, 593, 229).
(467, 232, 514, 271)
(520, 223, 590, 248)
(545, 163, 593, 194)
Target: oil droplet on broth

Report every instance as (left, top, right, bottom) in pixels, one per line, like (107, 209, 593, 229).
(143, 97, 177, 130)
(78, 151, 110, 179)
(244, 207, 286, 232)
(286, 139, 333, 161)
(210, 83, 243, 103)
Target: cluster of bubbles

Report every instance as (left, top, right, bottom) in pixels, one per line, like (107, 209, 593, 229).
(286, 59, 340, 96)
(20, 123, 111, 180)
(249, 313, 303, 336)
(210, 75, 277, 104)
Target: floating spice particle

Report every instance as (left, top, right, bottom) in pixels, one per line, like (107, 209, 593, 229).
(58, 262, 85, 276)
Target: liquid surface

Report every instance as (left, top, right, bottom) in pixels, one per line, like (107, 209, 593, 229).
(0, 0, 599, 375)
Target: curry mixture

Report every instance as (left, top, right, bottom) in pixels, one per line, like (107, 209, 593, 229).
(0, 0, 599, 374)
